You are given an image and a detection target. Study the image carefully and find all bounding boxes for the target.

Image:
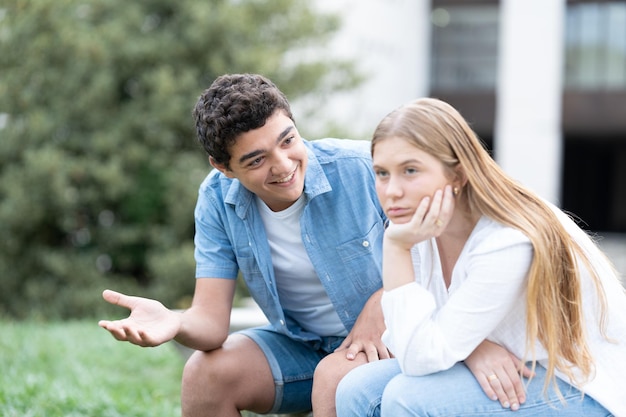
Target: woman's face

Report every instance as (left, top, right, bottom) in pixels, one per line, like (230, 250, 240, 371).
(373, 136, 450, 224)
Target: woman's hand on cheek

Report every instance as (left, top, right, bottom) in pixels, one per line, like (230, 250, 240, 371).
(384, 185, 454, 249)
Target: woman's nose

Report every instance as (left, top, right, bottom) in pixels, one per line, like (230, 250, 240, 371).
(385, 176, 403, 197)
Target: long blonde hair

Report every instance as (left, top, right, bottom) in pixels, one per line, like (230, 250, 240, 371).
(372, 97, 608, 393)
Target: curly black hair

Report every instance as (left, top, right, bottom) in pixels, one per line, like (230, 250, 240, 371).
(193, 73, 294, 169)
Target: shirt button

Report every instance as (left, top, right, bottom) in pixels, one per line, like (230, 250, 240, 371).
(280, 320, 285, 326)
(362, 240, 369, 247)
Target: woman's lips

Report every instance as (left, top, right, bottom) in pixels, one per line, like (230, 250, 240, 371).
(387, 207, 412, 218)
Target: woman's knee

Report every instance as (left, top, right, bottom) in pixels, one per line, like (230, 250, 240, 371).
(336, 371, 379, 417)
(381, 375, 426, 417)
(335, 359, 400, 417)
(334, 361, 365, 405)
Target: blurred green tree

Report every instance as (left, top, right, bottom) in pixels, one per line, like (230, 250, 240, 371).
(0, 0, 360, 319)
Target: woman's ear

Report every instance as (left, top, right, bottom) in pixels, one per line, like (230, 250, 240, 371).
(209, 157, 235, 178)
(453, 165, 468, 189)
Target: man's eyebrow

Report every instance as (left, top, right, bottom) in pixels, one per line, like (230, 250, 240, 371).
(237, 125, 295, 165)
(238, 149, 264, 165)
(277, 125, 295, 142)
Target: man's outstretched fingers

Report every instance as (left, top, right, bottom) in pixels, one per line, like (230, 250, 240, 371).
(102, 289, 134, 309)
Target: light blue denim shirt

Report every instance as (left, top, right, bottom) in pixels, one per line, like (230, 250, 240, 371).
(194, 138, 386, 342)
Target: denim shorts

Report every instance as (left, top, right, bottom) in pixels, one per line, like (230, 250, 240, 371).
(237, 326, 345, 414)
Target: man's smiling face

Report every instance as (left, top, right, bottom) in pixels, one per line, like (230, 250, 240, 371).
(211, 110, 308, 212)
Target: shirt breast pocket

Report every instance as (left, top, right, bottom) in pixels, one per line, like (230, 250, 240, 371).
(235, 250, 274, 310)
(335, 221, 384, 292)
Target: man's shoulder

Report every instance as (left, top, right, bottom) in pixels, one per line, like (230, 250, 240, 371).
(197, 167, 235, 200)
(199, 167, 224, 188)
(305, 138, 372, 161)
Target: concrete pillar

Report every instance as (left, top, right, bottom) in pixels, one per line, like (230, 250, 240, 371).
(494, 0, 566, 204)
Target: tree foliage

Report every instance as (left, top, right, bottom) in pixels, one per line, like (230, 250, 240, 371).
(0, 0, 360, 319)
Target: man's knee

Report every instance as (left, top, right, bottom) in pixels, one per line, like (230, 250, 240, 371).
(182, 350, 225, 402)
(181, 348, 249, 416)
(183, 350, 220, 386)
(182, 336, 276, 416)
(313, 354, 339, 385)
(312, 350, 368, 409)
(314, 351, 367, 386)
(181, 351, 221, 416)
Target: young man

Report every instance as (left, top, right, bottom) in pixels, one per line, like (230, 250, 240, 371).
(99, 73, 389, 417)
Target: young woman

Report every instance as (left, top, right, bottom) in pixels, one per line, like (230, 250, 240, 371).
(336, 98, 626, 417)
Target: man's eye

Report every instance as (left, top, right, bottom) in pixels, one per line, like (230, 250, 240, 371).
(249, 157, 263, 167)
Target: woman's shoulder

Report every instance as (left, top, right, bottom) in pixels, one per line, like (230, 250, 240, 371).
(469, 217, 532, 254)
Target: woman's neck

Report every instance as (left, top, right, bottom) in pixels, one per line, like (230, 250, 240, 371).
(436, 207, 480, 288)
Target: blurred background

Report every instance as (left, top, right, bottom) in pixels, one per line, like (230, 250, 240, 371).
(1, 0, 624, 321)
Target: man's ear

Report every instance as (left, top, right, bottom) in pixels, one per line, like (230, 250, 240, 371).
(209, 157, 235, 178)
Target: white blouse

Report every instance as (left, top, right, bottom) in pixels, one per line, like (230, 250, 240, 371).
(381, 208, 626, 416)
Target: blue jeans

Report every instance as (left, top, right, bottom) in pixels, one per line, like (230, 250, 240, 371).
(336, 359, 612, 417)
(238, 326, 345, 414)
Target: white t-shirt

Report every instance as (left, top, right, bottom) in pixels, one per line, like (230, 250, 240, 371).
(382, 207, 626, 416)
(256, 195, 347, 336)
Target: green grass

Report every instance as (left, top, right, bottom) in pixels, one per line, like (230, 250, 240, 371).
(0, 320, 184, 417)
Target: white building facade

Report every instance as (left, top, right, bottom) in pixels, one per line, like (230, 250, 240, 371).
(300, 0, 626, 234)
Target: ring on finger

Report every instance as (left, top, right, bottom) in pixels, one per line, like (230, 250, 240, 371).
(487, 374, 498, 382)
(435, 219, 443, 227)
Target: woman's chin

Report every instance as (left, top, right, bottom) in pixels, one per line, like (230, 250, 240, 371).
(389, 215, 412, 225)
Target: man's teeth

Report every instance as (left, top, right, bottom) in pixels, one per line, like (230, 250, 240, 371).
(275, 172, 294, 183)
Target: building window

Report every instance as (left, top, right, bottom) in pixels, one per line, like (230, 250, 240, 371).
(565, 2, 626, 90)
(430, 5, 499, 92)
